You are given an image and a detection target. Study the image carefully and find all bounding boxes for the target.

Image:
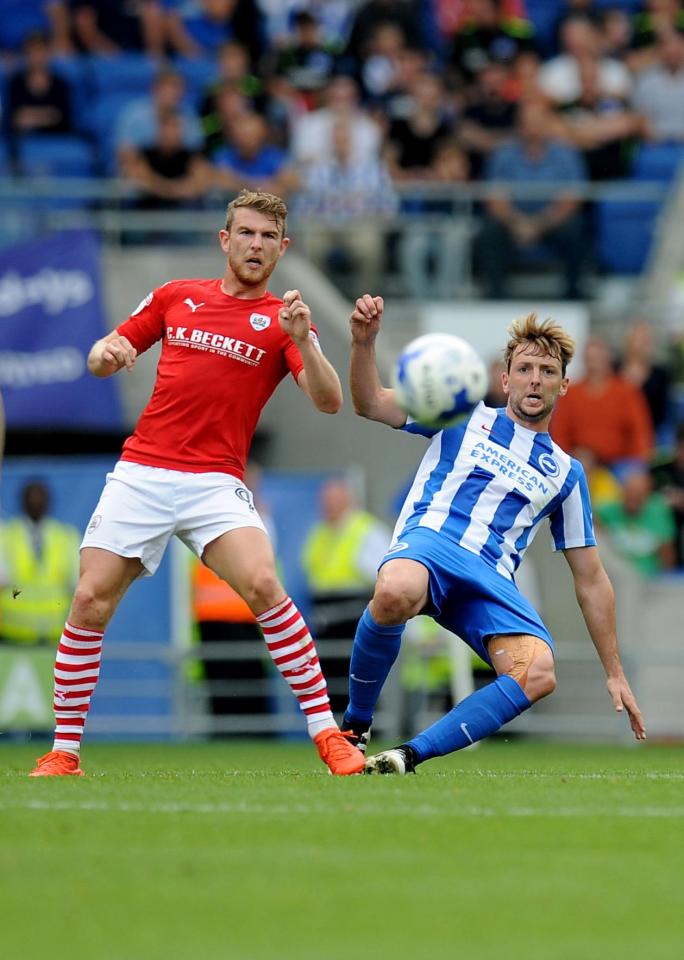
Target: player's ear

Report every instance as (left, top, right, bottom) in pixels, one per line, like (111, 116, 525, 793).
(558, 376, 569, 397)
(501, 370, 510, 395)
(280, 235, 290, 254)
(218, 229, 230, 253)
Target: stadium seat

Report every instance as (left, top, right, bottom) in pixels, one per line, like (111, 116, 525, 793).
(595, 199, 660, 274)
(86, 91, 142, 174)
(632, 143, 684, 183)
(88, 53, 159, 97)
(17, 134, 96, 178)
(172, 56, 220, 105)
(0, 0, 51, 53)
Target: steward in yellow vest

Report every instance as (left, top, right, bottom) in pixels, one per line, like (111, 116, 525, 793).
(0, 482, 79, 645)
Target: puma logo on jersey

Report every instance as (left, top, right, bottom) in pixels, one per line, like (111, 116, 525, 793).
(184, 298, 205, 313)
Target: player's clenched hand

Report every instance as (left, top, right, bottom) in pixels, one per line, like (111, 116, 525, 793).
(607, 675, 646, 740)
(350, 294, 383, 345)
(279, 289, 311, 344)
(101, 335, 137, 372)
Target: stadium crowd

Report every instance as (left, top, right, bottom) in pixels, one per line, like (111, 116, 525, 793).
(1, 1, 684, 574)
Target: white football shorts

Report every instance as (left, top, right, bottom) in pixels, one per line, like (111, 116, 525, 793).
(81, 461, 268, 575)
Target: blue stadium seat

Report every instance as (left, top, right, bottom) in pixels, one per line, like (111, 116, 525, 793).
(88, 53, 159, 97)
(632, 143, 684, 183)
(595, 199, 660, 274)
(172, 56, 220, 105)
(87, 92, 142, 173)
(525, 0, 564, 57)
(0, 137, 11, 175)
(17, 135, 96, 178)
(0, 0, 51, 53)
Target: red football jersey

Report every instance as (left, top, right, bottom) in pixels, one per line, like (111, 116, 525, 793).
(116, 278, 313, 478)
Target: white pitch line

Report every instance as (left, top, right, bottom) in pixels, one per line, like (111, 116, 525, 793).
(3, 799, 684, 818)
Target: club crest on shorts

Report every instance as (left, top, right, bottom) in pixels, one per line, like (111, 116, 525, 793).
(87, 514, 102, 533)
(249, 312, 271, 331)
(235, 487, 255, 510)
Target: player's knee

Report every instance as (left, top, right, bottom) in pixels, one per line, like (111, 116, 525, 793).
(71, 581, 116, 629)
(526, 654, 556, 702)
(488, 635, 556, 702)
(243, 571, 282, 613)
(371, 581, 419, 625)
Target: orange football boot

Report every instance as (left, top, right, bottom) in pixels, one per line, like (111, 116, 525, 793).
(314, 728, 365, 775)
(29, 751, 84, 777)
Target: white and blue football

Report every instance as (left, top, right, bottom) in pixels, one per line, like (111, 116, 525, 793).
(391, 333, 488, 428)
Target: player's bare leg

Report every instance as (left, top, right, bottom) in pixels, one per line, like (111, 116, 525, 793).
(30, 548, 144, 777)
(487, 634, 556, 703)
(202, 528, 364, 775)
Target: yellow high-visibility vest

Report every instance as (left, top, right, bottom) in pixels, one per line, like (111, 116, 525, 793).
(301, 512, 377, 593)
(0, 518, 79, 644)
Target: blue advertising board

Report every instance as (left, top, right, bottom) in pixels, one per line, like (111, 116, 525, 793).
(0, 231, 122, 429)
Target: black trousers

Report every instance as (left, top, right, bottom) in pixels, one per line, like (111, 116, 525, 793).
(198, 620, 268, 717)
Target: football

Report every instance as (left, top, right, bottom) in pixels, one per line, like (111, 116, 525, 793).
(391, 333, 488, 428)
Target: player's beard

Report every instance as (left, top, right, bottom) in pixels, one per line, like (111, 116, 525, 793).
(509, 392, 556, 425)
(229, 250, 277, 288)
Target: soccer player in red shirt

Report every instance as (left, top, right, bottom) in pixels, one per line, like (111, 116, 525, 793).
(29, 189, 365, 777)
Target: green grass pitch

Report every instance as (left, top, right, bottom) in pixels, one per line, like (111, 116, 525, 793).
(2, 739, 683, 960)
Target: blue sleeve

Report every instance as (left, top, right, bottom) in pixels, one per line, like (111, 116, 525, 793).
(549, 465, 596, 551)
(485, 146, 510, 181)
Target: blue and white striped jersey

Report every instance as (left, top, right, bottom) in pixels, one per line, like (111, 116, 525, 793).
(392, 403, 596, 580)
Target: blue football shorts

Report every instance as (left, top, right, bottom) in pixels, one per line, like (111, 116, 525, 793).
(379, 527, 554, 665)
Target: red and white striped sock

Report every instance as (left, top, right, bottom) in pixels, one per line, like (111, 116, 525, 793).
(52, 622, 104, 755)
(257, 596, 336, 738)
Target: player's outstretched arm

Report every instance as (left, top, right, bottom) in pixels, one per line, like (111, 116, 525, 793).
(350, 295, 406, 427)
(87, 331, 138, 378)
(280, 289, 343, 414)
(564, 545, 646, 740)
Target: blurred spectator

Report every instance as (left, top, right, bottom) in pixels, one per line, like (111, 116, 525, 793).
(539, 13, 632, 107)
(70, 0, 165, 56)
(632, 28, 684, 143)
(448, 0, 536, 84)
(597, 469, 676, 577)
(460, 59, 517, 178)
(198, 41, 263, 148)
(551, 336, 654, 473)
(0, 481, 79, 646)
(165, 0, 264, 62)
(0, 1, 72, 58)
(6, 31, 72, 138)
(478, 100, 588, 300)
(599, 7, 635, 63)
(212, 110, 298, 195)
(651, 422, 684, 566)
(259, 1, 356, 51)
(291, 73, 382, 169)
(573, 446, 623, 511)
(386, 72, 454, 180)
(484, 355, 507, 407)
(115, 69, 204, 154)
(301, 476, 390, 714)
(631, 0, 684, 54)
(555, 56, 642, 180)
(398, 140, 472, 300)
(120, 110, 212, 211)
(294, 117, 398, 293)
(359, 21, 406, 102)
(619, 320, 672, 441)
(271, 10, 337, 99)
(345, 0, 420, 63)
(202, 80, 251, 156)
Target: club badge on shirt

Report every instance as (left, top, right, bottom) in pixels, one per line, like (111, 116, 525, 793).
(249, 312, 271, 331)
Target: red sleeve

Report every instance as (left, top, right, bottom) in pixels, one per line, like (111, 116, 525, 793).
(116, 283, 172, 354)
(283, 325, 320, 381)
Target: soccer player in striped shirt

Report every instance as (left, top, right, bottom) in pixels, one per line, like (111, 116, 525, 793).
(341, 296, 646, 774)
(28, 190, 365, 777)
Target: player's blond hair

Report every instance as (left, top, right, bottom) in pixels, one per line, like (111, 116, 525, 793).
(224, 189, 288, 236)
(504, 313, 575, 376)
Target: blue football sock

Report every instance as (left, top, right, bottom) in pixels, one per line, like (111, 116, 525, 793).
(343, 607, 405, 728)
(407, 675, 531, 762)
